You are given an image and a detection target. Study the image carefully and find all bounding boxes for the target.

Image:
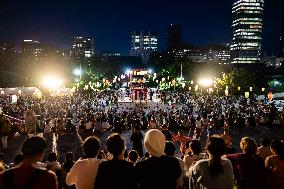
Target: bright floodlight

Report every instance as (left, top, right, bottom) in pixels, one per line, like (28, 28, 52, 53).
(199, 79, 213, 87)
(73, 68, 82, 76)
(43, 76, 63, 88)
(148, 69, 153, 74)
(125, 69, 131, 74)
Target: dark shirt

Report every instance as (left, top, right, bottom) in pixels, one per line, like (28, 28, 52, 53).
(134, 155, 182, 189)
(94, 159, 135, 189)
(0, 166, 57, 189)
(227, 153, 267, 189)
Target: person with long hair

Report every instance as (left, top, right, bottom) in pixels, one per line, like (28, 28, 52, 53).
(189, 135, 234, 189)
(265, 140, 284, 189)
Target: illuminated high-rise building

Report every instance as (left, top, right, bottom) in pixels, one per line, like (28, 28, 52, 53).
(72, 36, 94, 59)
(130, 31, 157, 56)
(230, 0, 264, 64)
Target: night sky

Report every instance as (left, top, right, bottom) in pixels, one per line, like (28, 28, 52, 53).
(0, 0, 283, 55)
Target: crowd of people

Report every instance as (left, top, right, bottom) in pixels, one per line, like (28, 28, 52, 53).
(0, 90, 284, 189)
(0, 130, 283, 189)
(0, 91, 282, 137)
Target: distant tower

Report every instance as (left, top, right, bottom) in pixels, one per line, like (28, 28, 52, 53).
(280, 17, 284, 57)
(72, 36, 94, 59)
(230, 0, 265, 64)
(130, 31, 158, 63)
(167, 24, 182, 49)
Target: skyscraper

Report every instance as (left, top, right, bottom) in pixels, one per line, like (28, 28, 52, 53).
(167, 24, 182, 49)
(230, 0, 264, 64)
(72, 36, 94, 59)
(130, 31, 157, 61)
(279, 17, 284, 57)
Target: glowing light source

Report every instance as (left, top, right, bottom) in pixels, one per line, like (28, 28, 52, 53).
(125, 69, 131, 74)
(42, 76, 63, 88)
(198, 79, 213, 87)
(73, 69, 82, 76)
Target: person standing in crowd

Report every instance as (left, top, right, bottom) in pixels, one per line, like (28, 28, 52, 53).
(0, 136, 58, 189)
(135, 129, 182, 189)
(130, 125, 144, 158)
(189, 136, 234, 189)
(173, 130, 190, 155)
(257, 138, 272, 161)
(94, 133, 135, 189)
(226, 137, 267, 189)
(24, 107, 37, 135)
(66, 136, 102, 189)
(265, 140, 284, 189)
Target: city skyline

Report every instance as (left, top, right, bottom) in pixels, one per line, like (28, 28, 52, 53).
(1, 0, 284, 55)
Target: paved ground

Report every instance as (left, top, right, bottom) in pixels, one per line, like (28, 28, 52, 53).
(1, 125, 284, 164)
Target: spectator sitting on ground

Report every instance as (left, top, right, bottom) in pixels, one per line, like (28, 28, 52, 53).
(257, 137, 272, 161)
(0, 136, 58, 189)
(94, 133, 135, 189)
(165, 141, 185, 189)
(135, 129, 182, 189)
(189, 135, 234, 189)
(66, 136, 102, 189)
(183, 140, 204, 175)
(46, 152, 61, 173)
(226, 137, 267, 189)
(265, 140, 284, 189)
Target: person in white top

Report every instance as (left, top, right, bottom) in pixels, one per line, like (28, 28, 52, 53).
(183, 140, 204, 176)
(66, 136, 103, 189)
(189, 136, 234, 189)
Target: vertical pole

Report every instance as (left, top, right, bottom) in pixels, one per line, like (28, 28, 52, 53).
(181, 63, 183, 79)
(79, 63, 82, 80)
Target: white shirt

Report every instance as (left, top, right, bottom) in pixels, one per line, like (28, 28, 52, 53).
(66, 158, 102, 189)
(189, 158, 234, 189)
